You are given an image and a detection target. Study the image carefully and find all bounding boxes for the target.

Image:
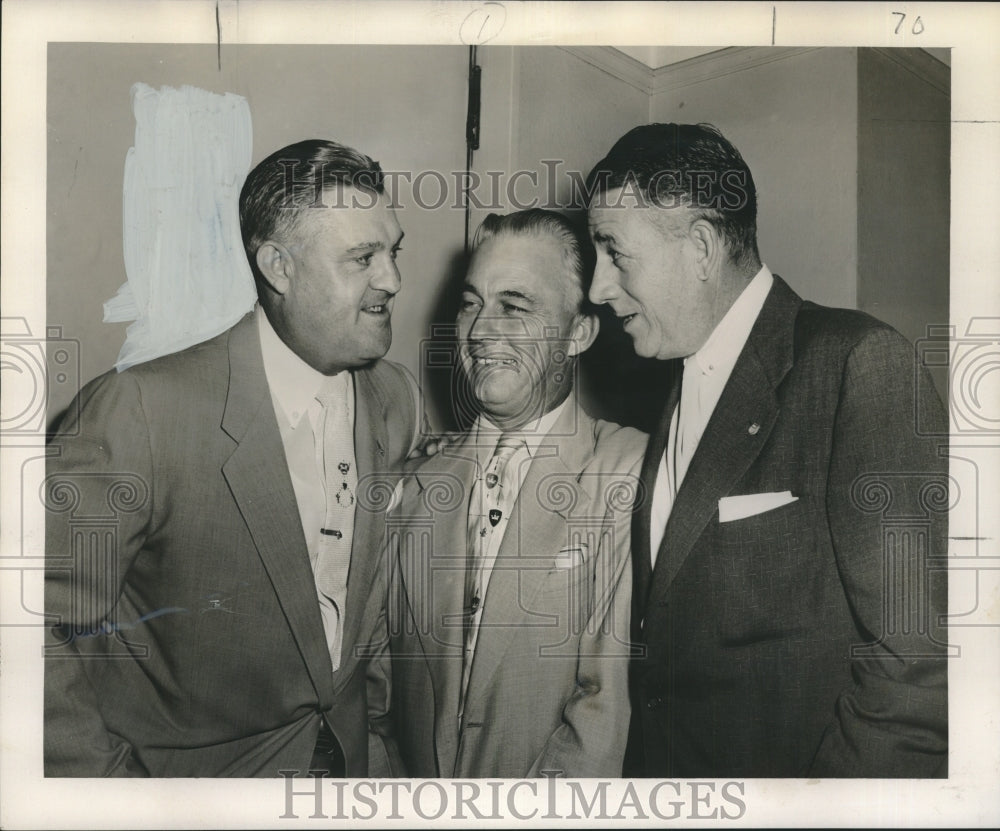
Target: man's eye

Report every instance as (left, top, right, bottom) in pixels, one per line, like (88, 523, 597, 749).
(502, 302, 526, 314)
(608, 248, 625, 264)
(390, 247, 402, 261)
(356, 253, 374, 266)
(459, 298, 480, 312)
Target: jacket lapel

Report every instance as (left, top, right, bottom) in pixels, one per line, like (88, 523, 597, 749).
(646, 276, 801, 608)
(400, 435, 479, 774)
(463, 405, 593, 717)
(334, 366, 391, 693)
(220, 314, 335, 709)
(633, 372, 681, 619)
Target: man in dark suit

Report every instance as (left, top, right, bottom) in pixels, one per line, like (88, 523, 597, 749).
(44, 139, 417, 777)
(386, 210, 646, 777)
(586, 123, 949, 778)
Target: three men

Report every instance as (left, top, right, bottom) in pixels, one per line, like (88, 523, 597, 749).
(586, 123, 949, 777)
(386, 210, 646, 777)
(46, 122, 949, 782)
(44, 140, 416, 777)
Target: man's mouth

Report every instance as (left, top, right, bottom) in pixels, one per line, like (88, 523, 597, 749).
(473, 356, 517, 367)
(362, 303, 390, 315)
(620, 313, 638, 327)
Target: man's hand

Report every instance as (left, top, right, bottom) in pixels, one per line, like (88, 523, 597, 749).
(406, 432, 457, 461)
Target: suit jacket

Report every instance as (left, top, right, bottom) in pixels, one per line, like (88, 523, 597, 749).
(630, 275, 949, 778)
(386, 402, 647, 778)
(44, 313, 415, 777)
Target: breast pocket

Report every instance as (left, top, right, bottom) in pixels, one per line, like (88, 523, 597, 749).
(514, 552, 596, 656)
(710, 496, 826, 647)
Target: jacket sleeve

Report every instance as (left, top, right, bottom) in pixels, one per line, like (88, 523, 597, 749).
(528, 451, 642, 778)
(44, 372, 153, 776)
(811, 326, 949, 777)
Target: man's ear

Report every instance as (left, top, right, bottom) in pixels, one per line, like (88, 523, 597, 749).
(567, 311, 600, 357)
(255, 241, 294, 295)
(689, 218, 723, 282)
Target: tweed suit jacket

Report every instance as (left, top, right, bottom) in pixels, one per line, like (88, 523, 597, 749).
(629, 275, 949, 778)
(44, 312, 415, 777)
(387, 402, 647, 777)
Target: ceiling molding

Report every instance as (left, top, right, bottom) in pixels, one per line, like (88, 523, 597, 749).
(870, 47, 950, 95)
(559, 45, 948, 98)
(558, 46, 656, 95)
(559, 46, 822, 96)
(650, 46, 821, 94)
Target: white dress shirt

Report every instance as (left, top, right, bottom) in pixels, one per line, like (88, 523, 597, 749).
(650, 265, 774, 564)
(257, 307, 356, 661)
(459, 398, 570, 713)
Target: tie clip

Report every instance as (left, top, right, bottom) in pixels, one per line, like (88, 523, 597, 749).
(320, 528, 343, 539)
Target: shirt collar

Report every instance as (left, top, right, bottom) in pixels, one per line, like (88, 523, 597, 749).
(686, 265, 773, 378)
(257, 305, 331, 428)
(473, 395, 572, 464)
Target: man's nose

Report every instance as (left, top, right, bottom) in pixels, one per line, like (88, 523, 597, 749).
(589, 257, 619, 306)
(370, 257, 402, 295)
(468, 309, 500, 341)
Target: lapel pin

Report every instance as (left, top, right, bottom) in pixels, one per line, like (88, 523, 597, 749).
(748, 422, 760, 435)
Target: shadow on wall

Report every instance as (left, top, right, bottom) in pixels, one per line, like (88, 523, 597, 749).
(581, 308, 680, 434)
(419, 247, 474, 434)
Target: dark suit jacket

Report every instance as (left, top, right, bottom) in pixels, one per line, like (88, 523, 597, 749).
(387, 403, 646, 777)
(630, 276, 949, 778)
(43, 313, 415, 777)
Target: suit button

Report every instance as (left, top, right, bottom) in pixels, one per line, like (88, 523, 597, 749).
(647, 697, 663, 710)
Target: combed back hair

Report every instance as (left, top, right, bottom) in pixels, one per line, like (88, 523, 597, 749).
(586, 123, 761, 269)
(239, 139, 384, 281)
(471, 209, 596, 311)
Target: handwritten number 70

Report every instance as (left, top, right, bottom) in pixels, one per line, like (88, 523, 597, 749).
(892, 12, 925, 35)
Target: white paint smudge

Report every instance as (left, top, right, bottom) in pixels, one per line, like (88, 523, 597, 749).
(105, 83, 255, 370)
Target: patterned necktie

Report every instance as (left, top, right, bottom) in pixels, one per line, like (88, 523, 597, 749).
(460, 433, 525, 714)
(315, 377, 357, 670)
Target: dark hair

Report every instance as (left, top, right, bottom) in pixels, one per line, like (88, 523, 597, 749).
(471, 208, 596, 310)
(239, 139, 384, 281)
(586, 123, 761, 269)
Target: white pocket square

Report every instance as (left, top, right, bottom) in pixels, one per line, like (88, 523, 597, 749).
(718, 491, 798, 523)
(553, 544, 589, 569)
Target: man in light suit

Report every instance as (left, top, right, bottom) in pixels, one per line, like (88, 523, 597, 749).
(586, 123, 949, 777)
(386, 209, 647, 777)
(44, 139, 418, 777)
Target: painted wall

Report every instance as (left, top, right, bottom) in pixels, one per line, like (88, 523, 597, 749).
(857, 49, 950, 352)
(48, 43, 653, 430)
(47, 44, 949, 431)
(650, 48, 860, 312)
(47, 43, 469, 428)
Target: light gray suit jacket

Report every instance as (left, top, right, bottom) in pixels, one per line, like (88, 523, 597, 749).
(386, 402, 646, 777)
(44, 313, 415, 776)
